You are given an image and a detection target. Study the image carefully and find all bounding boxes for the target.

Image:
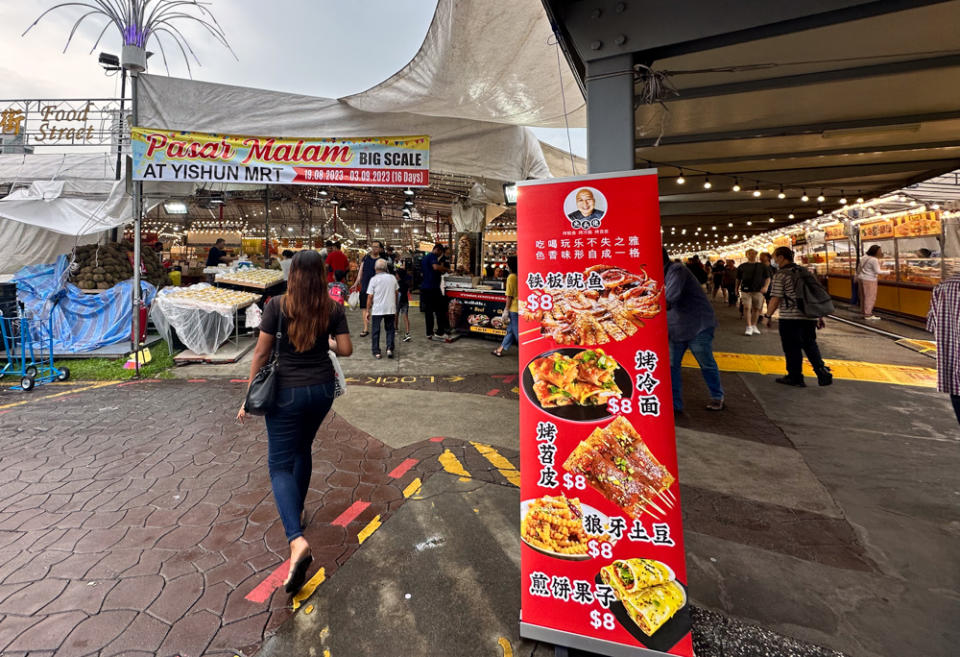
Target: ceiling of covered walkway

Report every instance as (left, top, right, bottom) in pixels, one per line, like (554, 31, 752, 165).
(543, 0, 960, 240)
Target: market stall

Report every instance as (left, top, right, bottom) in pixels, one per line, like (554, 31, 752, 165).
(444, 275, 508, 340)
(150, 283, 260, 356)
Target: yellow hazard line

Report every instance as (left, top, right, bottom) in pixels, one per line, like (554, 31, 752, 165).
(498, 637, 513, 657)
(0, 380, 120, 411)
(683, 351, 937, 388)
(292, 567, 326, 610)
(439, 449, 472, 481)
(471, 442, 521, 487)
(403, 477, 423, 498)
(357, 515, 382, 545)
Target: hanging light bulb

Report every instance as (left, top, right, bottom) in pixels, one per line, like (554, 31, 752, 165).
(817, 190, 825, 202)
(703, 177, 712, 190)
(728, 222, 733, 227)
(856, 191, 864, 204)
(676, 169, 686, 185)
(752, 183, 761, 197)
(801, 190, 809, 202)
(839, 190, 847, 205)
(731, 178, 741, 192)
(746, 220, 753, 226)
(788, 213, 795, 219)
(777, 186, 786, 199)
(768, 217, 775, 223)
(817, 207, 824, 215)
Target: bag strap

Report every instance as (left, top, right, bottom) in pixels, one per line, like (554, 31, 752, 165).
(273, 304, 284, 360)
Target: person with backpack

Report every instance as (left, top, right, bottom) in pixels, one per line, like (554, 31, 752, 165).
(736, 249, 772, 335)
(764, 246, 833, 387)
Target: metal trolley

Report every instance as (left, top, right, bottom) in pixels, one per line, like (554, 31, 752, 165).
(0, 301, 70, 392)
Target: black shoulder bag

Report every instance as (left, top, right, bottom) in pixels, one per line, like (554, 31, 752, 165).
(244, 312, 283, 415)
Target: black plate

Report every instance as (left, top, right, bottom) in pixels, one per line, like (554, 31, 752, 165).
(522, 347, 633, 423)
(594, 573, 691, 653)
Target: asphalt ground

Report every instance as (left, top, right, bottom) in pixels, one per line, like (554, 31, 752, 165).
(0, 300, 955, 657)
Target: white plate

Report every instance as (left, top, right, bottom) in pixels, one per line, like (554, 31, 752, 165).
(520, 498, 620, 561)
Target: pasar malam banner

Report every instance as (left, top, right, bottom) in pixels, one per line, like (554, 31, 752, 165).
(131, 127, 429, 187)
(517, 171, 692, 657)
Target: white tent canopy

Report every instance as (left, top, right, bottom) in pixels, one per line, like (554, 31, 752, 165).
(342, 0, 585, 128)
(138, 74, 552, 184)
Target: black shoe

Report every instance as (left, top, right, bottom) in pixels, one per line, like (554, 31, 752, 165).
(814, 367, 833, 386)
(387, 350, 394, 359)
(775, 376, 806, 387)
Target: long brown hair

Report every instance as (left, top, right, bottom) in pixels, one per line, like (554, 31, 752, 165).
(283, 250, 332, 352)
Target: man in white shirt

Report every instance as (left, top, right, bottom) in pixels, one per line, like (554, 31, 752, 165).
(366, 258, 399, 359)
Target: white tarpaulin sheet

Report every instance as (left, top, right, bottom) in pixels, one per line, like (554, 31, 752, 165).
(138, 74, 551, 183)
(343, 0, 585, 128)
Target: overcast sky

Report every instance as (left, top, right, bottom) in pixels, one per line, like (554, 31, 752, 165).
(1, 0, 585, 156)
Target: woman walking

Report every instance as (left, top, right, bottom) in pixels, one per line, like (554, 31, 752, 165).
(492, 256, 519, 357)
(857, 245, 889, 320)
(237, 250, 353, 594)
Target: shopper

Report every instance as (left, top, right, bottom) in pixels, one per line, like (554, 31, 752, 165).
(663, 248, 725, 412)
(206, 238, 231, 267)
(686, 255, 708, 287)
(396, 266, 412, 342)
(324, 241, 349, 284)
(366, 258, 399, 359)
(737, 249, 772, 335)
(492, 255, 519, 357)
(358, 241, 383, 337)
(765, 247, 832, 387)
(759, 252, 775, 313)
(711, 259, 725, 300)
(857, 245, 889, 320)
(236, 250, 352, 594)
(279, 249, 295, 281)
(420, 243, 450, 340)
(926, 273, 960, 425)
(722, 259, 738, 307)
(327, 269, 348, 305)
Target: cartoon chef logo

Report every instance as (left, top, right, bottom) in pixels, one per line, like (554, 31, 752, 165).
(563, 187, 606, 230)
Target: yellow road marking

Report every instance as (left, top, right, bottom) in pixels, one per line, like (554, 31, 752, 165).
(304, 604, 314, 614)
(439, 449, 471, 480)
(403, 477, 423, 498)
(471, 442, 521, 487)
(0, 380, 120, 410)
(683, 351, 937, 388)
(357, 515, 382, 544)
(498, 636, 513, 657)
(292, 567, 326, 610)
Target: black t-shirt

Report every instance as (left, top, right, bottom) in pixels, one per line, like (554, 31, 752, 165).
(397, 273, 410, 305)
(259, 296, 350, 389)
(736, 262, 771, 292)
(206, 246, 226, 266)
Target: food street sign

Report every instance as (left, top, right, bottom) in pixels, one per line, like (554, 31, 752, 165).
(0, 99, 125, 150)
(131, 127, 430, 187)
(517, 171, 693, 656)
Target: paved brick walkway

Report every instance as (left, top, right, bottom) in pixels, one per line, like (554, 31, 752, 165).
(0, 380, 519, 657)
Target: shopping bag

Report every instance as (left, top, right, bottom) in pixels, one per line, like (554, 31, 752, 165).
(329, 350, 347, 398)
(347, 291, 359, 309)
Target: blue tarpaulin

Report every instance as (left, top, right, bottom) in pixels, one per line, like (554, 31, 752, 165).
(12, 255, 156, 353)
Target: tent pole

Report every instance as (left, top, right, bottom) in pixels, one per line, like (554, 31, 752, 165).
(131, 70, 142, 378)
(264, 187, 270, 264)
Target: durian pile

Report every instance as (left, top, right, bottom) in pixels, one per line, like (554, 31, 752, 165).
(69, 242, 170, 291)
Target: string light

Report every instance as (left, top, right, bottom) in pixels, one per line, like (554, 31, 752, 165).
(731, 178, 741, 192)
(777, 186, 786, 199)
(801, 190, 809, 202)
(703, 177, 712, 190)
(676, 170, 686, 185)
(839, 190, 847, 205)
(752, 183, 761, 197)
(817, 190, 825, 202)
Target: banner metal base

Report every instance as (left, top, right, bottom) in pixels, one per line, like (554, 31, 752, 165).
(520, 622, 672, 657)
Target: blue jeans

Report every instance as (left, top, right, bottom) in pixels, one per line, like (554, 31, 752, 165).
(265, 382, 336, 541)
(371, 314, 395, 355)
(499, 311, 519, 351)
(669, 327, 724, 411)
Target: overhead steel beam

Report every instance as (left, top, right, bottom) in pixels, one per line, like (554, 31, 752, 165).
(634, 110, 960, 148)
(654, 140, 960, 168)
(664, 54, 960, 101)
(652, 158, 960, 184)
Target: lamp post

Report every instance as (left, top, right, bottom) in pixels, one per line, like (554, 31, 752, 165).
(124, 49, 146, 378)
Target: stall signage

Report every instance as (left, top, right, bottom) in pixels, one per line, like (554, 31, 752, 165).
(860, 219, 894, 240)
(445, 289, 508, 337)
(131, 127, 430, 187)
(894, 211, 941, 237)
(822, 224, 847, 241)
(517, 171, 692, 656)
(0, 99, 124, 148)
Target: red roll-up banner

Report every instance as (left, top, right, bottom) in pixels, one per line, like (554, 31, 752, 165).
(517, 171, 693, 657)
